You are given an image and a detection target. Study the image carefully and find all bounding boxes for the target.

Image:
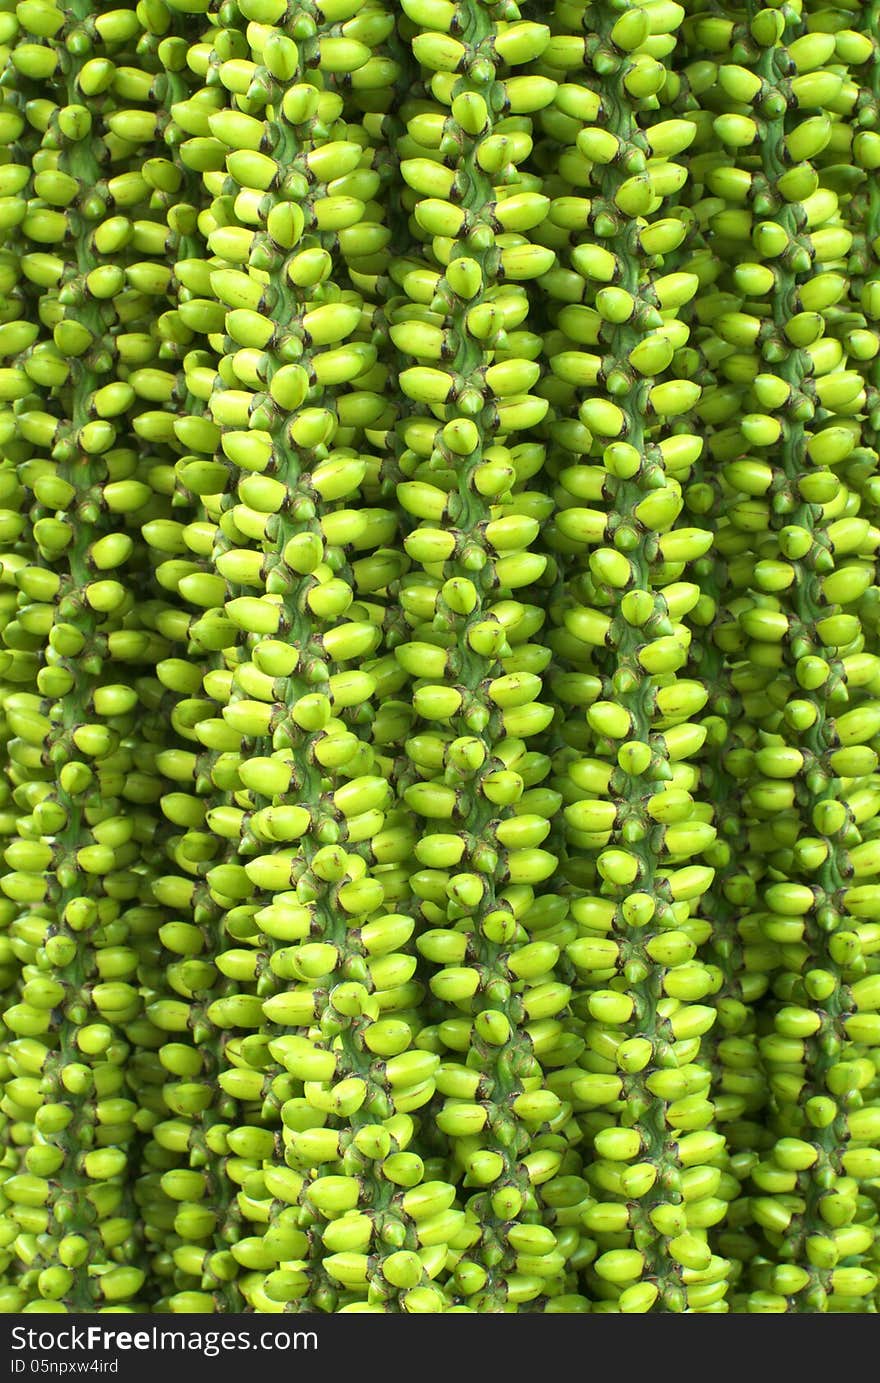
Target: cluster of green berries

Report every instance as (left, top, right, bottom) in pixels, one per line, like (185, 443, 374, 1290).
(0, 0, 878, 1316)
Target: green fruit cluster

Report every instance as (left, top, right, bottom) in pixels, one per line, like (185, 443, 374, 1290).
(0, 0, 879, 1315)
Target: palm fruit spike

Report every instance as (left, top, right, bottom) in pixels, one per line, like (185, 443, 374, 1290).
(294, 0, 403, 305)
(695, 0, 880, 1312)
(138, 284, 249, 1326)
(537, 0, 733, 1313)
(266, 9, 467, 1318)
(0, 2, 43, 482)
(122, 9, 251, 1314)
(0, 2, 184, 1255)
(9, 22, 183, 1310)
(0, 0, 158, 1311)
(0, 18, 170, 1242)
(716, 49, 880, 1324)
(139, 580, 251, 1303)
(169, 0, 456, 1315)
(1, 90, 176, 1326)
(0, 1, 43, 1265)
(845, 17, 880, 527)
(137, 534, 250, 1312)
(635, 121, 776, 1266)
(683, 439, 773, 1286)
(0, 3, 204, 1315)
(502, 145, 599, 1305)
(515, 389, 596, 1302)
(390, 0, 592, 1312)
(679, 11, 873, 1306)
(123, 5, 239, 1300)
(658, 196, 777, 1280)
(841, 26, 880, 1315)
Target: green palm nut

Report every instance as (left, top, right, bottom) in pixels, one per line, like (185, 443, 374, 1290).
(308, 1175, 362, 1218)
(382, 1249, 424, 1290)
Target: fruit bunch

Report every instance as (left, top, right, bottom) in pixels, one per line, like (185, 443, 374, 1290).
(0, 0, 879, 1315)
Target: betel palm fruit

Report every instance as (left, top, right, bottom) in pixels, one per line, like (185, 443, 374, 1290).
(121, 8, 252, 1314)
(4, 1, 190, 1308)
(537, 0, 736, 1314)
(632, 86, 776, 1276)
(0, 2, 43, 1297)
(659, 172, 777, 1282)
(391, 0, 589, 1313)
(685, 473, 776, 1284)
(0, 6, 160, 1315)
(159, 0, 460, 1316)
(672, 350, 772, 1288)
(3, 0, 880, 1320)
(845, 13, 880, 1185)
(846, 13, 880, 515)
(132, 13, 279, 1311)
(2, 0, 183, 1313)
(0, 0, 164, 1313)
(694, 0, 880, 1313)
